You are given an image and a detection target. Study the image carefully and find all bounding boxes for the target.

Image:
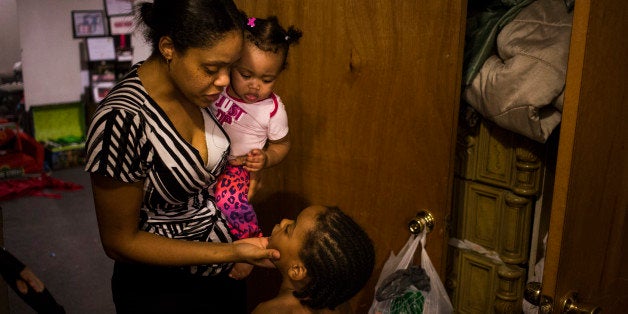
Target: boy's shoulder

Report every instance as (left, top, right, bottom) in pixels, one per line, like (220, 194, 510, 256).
(253, 296, 353, 314)
(252, 295, 303, 314)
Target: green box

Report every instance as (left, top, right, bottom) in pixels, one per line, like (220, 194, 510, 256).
(31, 102, 86, 169)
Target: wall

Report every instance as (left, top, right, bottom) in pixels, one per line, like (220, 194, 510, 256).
(0, 0, 20, 75)
(16, 0, 150, 108)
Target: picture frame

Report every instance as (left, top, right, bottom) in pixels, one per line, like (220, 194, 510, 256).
(104, 0, 134, 16)
(113, 34, 134, 62)
(86, 37, 116, 61)
(72, 10, 107, 38)
(109, 15, 134, 35)
(92, 81, 116, 103)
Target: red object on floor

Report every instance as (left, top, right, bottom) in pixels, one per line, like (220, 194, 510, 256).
(0, 173, 83, 201)
(0, 127, 45, 174)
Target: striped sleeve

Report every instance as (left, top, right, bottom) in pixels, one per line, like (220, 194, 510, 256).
(84, 106, 150, 183)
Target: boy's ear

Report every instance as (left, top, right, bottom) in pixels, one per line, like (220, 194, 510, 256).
(288, 264, 307, 281)
(158, 36, 174, 61)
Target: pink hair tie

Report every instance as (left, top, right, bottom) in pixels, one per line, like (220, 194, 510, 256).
(247, 17, 256, 27)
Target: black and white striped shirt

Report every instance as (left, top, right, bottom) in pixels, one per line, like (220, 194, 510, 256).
(84, 63, 234, 276)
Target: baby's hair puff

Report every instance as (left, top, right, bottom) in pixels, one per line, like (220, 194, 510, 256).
(245, 15, 303, 70)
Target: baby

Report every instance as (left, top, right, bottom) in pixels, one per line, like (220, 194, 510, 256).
(211, 15, 302, 240)
(252, 205, 375, 313)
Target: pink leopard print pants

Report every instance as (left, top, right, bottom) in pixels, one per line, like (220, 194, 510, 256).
(214, 164, 262, 239)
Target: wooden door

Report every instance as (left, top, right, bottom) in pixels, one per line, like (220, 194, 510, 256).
(541, 0, 628, 312)
(234, 1, 466, 312)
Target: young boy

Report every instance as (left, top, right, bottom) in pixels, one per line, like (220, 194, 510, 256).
(252, 205, 375, 314)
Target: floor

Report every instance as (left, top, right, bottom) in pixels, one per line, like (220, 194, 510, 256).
(1, 167, 115, 314)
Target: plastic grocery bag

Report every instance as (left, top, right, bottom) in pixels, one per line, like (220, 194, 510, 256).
(369, 233, 421, 314)
(419, 229, 453, 314)
(369, 230, 453, 314)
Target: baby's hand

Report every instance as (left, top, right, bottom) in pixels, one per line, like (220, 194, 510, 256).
(243, 149, 267, 172)
(229, 262, 254, 280)
(229, 149, 266, 172)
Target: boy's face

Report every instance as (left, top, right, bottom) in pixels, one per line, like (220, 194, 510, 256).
(268, 205, 325, 269)
(228, 42, 284, 103)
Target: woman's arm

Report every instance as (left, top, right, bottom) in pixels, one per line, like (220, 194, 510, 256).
(91, 174, 279, 266)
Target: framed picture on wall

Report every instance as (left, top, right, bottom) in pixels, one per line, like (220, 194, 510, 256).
(104, 0, 134, 16)
(109, 15, 134, 35)
(92, 81, 115, 103)
(72, 10, 108, 38)
(114, 34, 134, 61)
(86, 37, 116, 61)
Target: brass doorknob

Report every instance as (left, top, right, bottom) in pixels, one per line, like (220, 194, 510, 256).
(561, 292, 601, 314)
(524, 283, 602, 314)
(408, 210, 434, 234)
(524, 282, 542, 305)
(524, 282, 553, 313)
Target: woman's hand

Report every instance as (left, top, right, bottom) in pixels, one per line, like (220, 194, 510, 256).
(233, 237, 279, 268)
(228, 262, 254, 280)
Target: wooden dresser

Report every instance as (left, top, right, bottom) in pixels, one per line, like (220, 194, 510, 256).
(447, 108, 545, 313)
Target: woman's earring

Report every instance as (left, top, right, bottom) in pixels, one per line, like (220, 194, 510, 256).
(162, 53, 171, 66)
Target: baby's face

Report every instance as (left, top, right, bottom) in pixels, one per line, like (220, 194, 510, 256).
(228, 42, 284, 103)
(268, 205, 325, 264)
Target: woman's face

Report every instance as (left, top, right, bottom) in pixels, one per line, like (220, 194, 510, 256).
(268, 205, 325, 268)
(170, 30, 243, 108)
(228, 42, 284, 103)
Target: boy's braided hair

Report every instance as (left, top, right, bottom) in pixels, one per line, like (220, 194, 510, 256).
(294, 206, 375, 310)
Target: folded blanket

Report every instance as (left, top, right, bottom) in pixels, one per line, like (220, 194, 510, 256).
(463, 0, 573, 143)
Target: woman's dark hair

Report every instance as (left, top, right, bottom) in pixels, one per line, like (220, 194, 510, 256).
(294, 206, 376, 310)
(135, 0, 247, 55)
(244, 16, 303, 70)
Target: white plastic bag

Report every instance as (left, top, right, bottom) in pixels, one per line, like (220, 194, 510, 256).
(420, 229, 453, 314)
(369, 230, 454, 314)
(369, 234, 421, 314)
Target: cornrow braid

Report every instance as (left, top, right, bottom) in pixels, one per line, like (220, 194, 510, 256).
(245, 15, 303, 70)
(294, 206, 375, 310)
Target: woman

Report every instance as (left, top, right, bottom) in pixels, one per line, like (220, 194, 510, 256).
(84, 1, 278, 313)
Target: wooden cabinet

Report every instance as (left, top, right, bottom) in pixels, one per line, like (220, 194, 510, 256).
(449, 113, 544, 313)
(448, 0, 628, 313)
